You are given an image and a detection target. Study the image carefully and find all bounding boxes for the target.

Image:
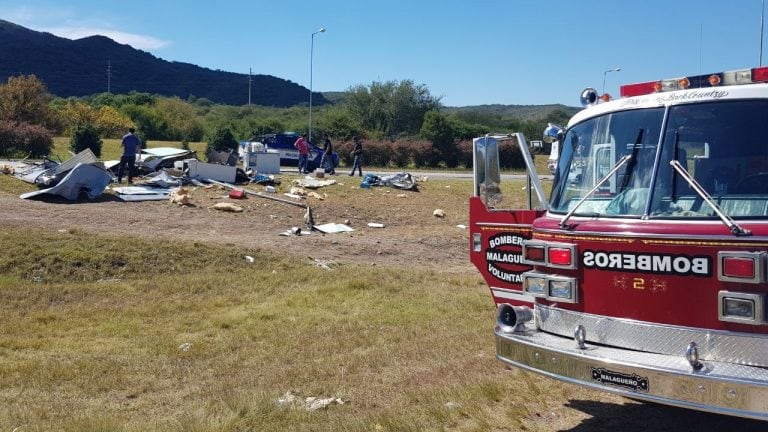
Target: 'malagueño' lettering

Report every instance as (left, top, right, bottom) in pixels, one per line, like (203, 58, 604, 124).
(582, 250, 710, 277)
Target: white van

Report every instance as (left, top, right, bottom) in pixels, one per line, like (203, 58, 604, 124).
(546, 140, 559, 174)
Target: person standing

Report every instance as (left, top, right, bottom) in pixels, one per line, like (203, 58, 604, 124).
(348, 136, 363, 177)
(294, 133, 310, 174)
(117, 127, 142, 184)
(321, 134, 335, 175)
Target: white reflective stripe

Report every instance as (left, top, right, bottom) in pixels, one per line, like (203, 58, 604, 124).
(491, 288, 535, 304)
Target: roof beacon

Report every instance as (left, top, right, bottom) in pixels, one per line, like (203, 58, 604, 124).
(620, 66, 768, 98)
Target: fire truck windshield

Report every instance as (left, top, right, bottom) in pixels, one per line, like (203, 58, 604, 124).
(549, 100, 768, 219)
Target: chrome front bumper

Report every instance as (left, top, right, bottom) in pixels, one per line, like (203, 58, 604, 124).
(495, 327, 768, 420)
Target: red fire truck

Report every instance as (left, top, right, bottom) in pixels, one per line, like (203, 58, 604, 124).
(470, 67, 768, 420)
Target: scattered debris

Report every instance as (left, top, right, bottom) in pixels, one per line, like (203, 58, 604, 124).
(313, 258, 339, 270)
(314, 223, 354, 234)
(20, 162, 112, 201)
(444, 401, 461, 410)
(433, 209, 446, 218)
(169, 187, 193, 206)
(361, 173, 419, 191)
(293, 177, 337, 189)
(137, 147, 195, 173)
(456, 224, 468, 229)
(142, 170, 183, 188)
(367, 222, 385, 228)
(279, 227, 311, 236)
(228, 187, 246, 199)
(0, 164, 13, 175)
(277, 391, 345, 411)
(34, 148, 100, 186)
(265, 185, 276, 193)
(212, 202, 244, 212)
(178, 342, 192, 352)
(290, 186, 309, 196)
(244, 255, 255, 263)
(112, 185, 173, 202)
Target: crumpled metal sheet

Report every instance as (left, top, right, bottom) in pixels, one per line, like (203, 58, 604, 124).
(20, 162, 112, 201)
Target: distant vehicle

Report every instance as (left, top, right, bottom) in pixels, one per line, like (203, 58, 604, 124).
(251, 132, 324, 171)
(546, 139, 559, 175)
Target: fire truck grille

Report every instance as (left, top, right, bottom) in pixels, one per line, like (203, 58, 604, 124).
(536, 305, 768, 368)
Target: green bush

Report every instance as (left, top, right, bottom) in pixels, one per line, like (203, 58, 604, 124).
(69, 123, 103, 157)
(205, 125, 239, 158)
(0, 120, 53, 158)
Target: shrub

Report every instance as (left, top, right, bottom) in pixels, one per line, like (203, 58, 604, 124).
(498, 137, 524, 169)
(456, 140, 473, 168)
(69, 123, 103, 157)
(0, 120, 53, 158)
(206, 125, 239, 158)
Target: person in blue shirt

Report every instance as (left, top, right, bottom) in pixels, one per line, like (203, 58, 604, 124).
(117, 128, 142, 183)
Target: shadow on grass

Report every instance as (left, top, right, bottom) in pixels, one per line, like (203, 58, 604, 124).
(24, 192, 136, 205)
(564, 399, 765, 432)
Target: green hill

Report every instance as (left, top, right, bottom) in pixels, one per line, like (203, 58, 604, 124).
(0, 19, 329, 107)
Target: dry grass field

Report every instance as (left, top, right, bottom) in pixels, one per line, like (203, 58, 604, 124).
(0, 148, 765, 431)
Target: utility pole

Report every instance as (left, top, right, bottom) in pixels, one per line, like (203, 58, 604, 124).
(248, 68, 252, 106)
(107, 60, 112, 93)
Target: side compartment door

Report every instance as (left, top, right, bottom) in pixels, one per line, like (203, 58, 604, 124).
(470, 135, 545, 306)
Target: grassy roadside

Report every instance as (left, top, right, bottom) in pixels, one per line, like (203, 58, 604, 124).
(0, 227, 585, 432)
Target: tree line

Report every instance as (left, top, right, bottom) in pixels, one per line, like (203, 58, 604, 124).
(0, 74, 571, 168)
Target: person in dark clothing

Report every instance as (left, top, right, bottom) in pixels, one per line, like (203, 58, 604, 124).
(321, 134, 335, 175)
(348, 136, 363, 177)
(117, 127, 142, 183)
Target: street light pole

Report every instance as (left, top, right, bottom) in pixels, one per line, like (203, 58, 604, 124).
(309, 27, 326, 144)
(602, 67, 621, 96)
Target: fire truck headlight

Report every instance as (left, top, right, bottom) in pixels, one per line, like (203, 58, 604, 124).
(522, 273, 547, 297)
(496, 303, 533, 334)
(718, 291, 764, 325)
(548, 277, 579, 303)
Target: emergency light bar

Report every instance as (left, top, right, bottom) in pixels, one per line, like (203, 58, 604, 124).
(620, 66, 768, 98)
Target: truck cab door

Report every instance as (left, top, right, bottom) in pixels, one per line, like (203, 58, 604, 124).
(469, 135, 546, 306)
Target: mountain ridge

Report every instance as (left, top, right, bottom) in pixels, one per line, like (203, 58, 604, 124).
(0, 19, 328, 107)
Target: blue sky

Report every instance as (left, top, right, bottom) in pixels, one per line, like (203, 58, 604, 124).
(2, 1, 767, 107)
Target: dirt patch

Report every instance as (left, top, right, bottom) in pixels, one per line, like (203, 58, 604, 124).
(0, 174, 473, 272)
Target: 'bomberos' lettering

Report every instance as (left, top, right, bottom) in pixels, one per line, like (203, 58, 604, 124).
(583, 250, 710, 277)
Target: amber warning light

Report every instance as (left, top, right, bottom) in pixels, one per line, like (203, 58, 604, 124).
(620, 66, 768, 98)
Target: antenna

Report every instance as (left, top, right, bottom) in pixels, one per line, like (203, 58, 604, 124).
(107, 60, 112, 93)
(248, 68, 252, 106)
(699, 24, 703, 74)
(761, 0, 765, 66)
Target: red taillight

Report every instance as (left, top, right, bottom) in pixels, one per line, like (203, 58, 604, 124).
(753, 66, 768, 82)
(548, 248, 573, 267)
(620, 81, 658, 97)
(722, 257, 756, 279)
